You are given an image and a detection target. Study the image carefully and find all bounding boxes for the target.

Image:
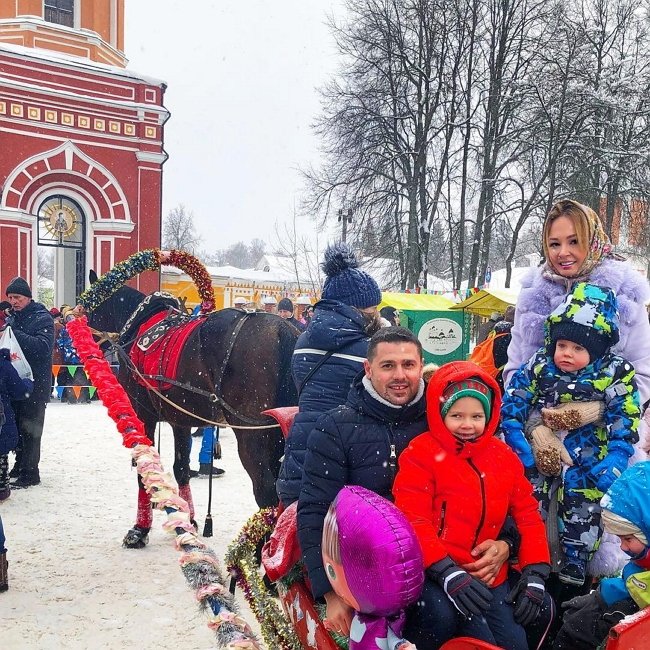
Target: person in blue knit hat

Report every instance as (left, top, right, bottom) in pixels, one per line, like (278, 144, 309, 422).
(553, 461, 650, 649)
(276, 242, 382, 506)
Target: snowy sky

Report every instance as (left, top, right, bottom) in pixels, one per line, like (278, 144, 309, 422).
(124, 1, 344, 253)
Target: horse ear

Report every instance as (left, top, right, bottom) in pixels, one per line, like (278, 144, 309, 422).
(89, 270, 98, 284)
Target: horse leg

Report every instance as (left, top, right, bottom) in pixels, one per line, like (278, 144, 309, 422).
(123, 417, 156, 549)
(172, 426, 196, 528)
(234, 428, 283, 508)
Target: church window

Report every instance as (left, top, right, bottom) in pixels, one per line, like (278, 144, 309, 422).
(44, 0, 74, 28)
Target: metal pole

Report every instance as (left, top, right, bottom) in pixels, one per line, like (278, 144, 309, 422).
(338, 208, 352, 243)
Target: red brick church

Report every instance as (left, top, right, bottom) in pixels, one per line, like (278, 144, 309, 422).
(0, 0, 168, 304)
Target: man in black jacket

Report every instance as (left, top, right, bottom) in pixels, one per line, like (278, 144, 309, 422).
(297, 327, 513, 636)
(4, 277, 54, 487)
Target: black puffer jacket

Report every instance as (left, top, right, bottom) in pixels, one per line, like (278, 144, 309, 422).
(0, 352, 33, 454)
(6, 301, 55, 402)
(276, 299, 370, 505)
(297, 372, 427, 599)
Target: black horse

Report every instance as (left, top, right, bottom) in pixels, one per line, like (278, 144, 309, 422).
(85, 278, 298, 547)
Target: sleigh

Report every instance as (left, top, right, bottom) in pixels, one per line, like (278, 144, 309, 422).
(259, 407, 340, 649)
(225, 406, 340, 649)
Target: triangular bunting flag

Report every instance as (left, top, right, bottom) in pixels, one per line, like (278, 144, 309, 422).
(52, 365, 61, 376)
(72, 386, 82, 398)
(67, 365, 78, 375)
(89, 387, 97, 398)
(56, 386, 65, 398)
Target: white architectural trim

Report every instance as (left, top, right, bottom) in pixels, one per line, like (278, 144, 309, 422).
(109, 0, 117, 48)
(91, 220, 135, 233)
(0, 73, 169, 116)
(0, 207, 36, 226)
(2, 140, 132, 223)
(27, 182, 102, 224)
(0, 15, 125, 62)
(95, 235, 115, 272)
(135, 150, 168, 164)
(74, 0, 82, 30)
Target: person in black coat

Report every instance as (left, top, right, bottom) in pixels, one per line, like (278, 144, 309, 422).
(276, 243, 382, 506)
(277, 297, 306, 332)
(4, 277, 55, 487)
(0, 349, 33, 500)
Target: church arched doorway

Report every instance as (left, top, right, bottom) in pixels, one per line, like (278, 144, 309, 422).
(37, 194, 86, 307)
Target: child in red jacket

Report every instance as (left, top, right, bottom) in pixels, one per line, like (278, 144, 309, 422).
(394, 360, 551, 650)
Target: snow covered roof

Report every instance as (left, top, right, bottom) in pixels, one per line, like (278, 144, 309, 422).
(458, 265, 533, 292)
(0, 40, 166, 87)
(162, 262, 319, 289)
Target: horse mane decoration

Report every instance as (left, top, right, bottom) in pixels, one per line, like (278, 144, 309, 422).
(66, 251, 260, 649)
(322, 486, 424, 650)
(78, 249, 215, 314)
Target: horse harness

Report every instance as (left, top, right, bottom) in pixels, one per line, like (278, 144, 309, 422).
(106, 309, 274, 427)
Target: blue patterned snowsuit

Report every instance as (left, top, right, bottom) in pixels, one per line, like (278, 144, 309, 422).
(501, 284, 640, 565)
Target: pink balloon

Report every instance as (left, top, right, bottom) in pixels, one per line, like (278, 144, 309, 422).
(322, 485, 424, 616)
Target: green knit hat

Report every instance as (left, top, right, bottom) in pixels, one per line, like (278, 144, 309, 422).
(440, 378, 492, 419)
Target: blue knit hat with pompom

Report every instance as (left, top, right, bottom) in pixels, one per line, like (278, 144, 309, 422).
(321, 243, 381, 308)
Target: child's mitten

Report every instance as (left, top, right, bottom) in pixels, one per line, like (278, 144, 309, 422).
(541, 402, 604, 431)
(530, 425, 573, 476)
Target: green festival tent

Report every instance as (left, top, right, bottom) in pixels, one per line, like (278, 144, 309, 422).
(380, 292, 470, 364)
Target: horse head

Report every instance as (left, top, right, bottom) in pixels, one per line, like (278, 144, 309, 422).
(85, 269, 145, 336)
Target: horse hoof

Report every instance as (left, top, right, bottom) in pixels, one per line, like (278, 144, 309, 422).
(123, 526, 150, 548)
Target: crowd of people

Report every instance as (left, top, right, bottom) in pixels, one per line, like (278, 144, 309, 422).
(1, 199, 649, 648)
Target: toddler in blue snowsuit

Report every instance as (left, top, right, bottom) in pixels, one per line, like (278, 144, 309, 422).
(501, 283, 640, 587)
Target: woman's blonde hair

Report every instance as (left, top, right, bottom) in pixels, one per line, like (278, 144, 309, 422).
(542, 199, 593, 260)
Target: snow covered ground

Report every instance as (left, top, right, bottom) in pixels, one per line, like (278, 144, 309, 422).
(0, 401, 266, 649)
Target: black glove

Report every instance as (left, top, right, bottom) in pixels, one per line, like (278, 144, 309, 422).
(427, 556, 493, 617)
(561, 591, 599, 616)
(506, 563, 549, 625)
(0, 347, 10, 361)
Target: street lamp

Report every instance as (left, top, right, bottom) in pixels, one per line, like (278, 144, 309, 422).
(337, 208, 353, 242)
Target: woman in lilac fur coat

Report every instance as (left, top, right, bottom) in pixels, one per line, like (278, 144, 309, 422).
(504, 200, 650, 403)
(503, 198, 650, 577)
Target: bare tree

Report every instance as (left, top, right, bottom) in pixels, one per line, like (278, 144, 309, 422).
(303, 0, 650, 290)
(205, 239, 268, 269)
(37, 247, 54, 282)
(161, 204, 200, 253)
(272, 215, 323, 293)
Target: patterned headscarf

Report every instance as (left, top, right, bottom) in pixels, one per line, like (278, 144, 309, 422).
(542, 199, 613, 282)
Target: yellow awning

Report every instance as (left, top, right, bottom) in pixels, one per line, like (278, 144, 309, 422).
(449, 288, 517, 318)
(380, 291, 455, 312)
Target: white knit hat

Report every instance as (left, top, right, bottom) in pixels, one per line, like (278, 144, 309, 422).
(601, 509, 648, 545)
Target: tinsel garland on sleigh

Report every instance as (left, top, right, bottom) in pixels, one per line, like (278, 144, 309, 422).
(67, 293, 259, 646)
(226, 509, 348, 650)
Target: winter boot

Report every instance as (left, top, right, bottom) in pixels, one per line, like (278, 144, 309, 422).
(0, 552, 7, 591)
(0, 455, 9, 501)
(559, 545, 588, 586)
(189, 465, 224, 478)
